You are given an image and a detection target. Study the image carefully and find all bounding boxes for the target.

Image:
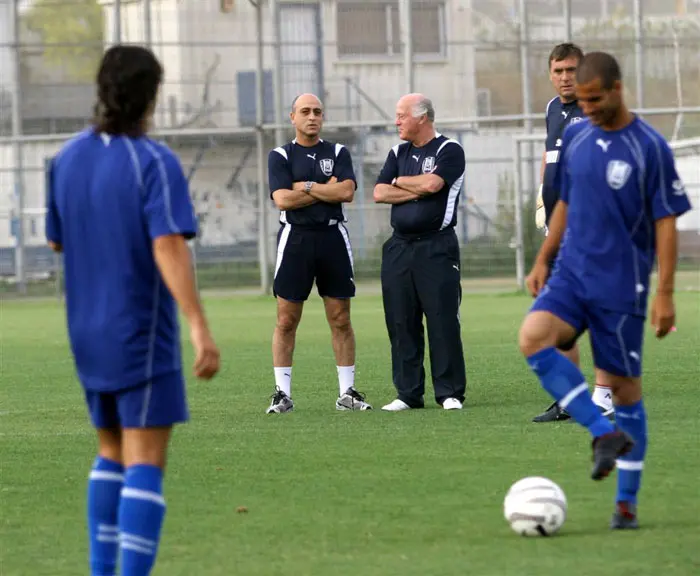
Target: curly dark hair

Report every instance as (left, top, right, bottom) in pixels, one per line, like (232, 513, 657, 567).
(93, 45, 163, 137)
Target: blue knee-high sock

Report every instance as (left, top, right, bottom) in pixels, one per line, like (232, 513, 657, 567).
(527, 347, 615, 438)
(614, 400, 647, 505)
(119, 465, 166, 576)
(88, 457, 124, 576)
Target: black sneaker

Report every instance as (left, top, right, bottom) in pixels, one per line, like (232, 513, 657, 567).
(591, 430, 634, 480)
(610, 501, 639, 530)
(598, 404, 616, 422)
(532, 401, 571, 423)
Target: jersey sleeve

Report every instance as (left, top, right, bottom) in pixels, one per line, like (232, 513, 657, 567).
(45, 158, 62, 245)
(334, 145, 357, 186)
(646, 140, 692, 221)
(432, 141, 466, 189)
(268, 148, 293, 198)
(143, 148, 197, 240)
(375, 148, 399, 185)
(553, 128, 571, 203)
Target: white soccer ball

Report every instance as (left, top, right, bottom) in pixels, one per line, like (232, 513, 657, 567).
(503, 476, 567, 537)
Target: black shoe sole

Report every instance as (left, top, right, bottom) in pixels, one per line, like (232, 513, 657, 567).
(591, 431, 635, 481)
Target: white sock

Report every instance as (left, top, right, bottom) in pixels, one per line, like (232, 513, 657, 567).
(274, 367, 292, 397)
(592, 385, 613, 409)
(337, 365, 355, 396)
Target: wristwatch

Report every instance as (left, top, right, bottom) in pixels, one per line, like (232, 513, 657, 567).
(304, 181, 313, 194)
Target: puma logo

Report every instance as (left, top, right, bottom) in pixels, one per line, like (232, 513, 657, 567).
(562, 111, 569, 118)
(596, 139, 611, 152)
(307, 154, 316, 160)
(412, 155, 419, 162)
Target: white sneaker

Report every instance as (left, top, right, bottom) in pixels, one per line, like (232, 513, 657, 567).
(442, 398, 463, 410)
(336, 388, 373, 411)
(381, 399, 411, 412)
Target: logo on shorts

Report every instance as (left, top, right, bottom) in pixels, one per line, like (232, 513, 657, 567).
(606, 160, 633, 190)
(422, 156, 436, 174)
(319, 158, 334, 177)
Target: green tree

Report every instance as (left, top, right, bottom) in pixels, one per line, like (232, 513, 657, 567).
(24, 0, 104, 83)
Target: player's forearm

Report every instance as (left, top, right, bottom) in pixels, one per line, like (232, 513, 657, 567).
(655, 216, 678, 294)
(272, 189, 317, 211)
(539, 152, 546, 183)
(395, 174, 442, 196)
(536, 201, 567, 263)
(153, 235, 208, 329)
(373, 184, 420, 204)
(307, 181, 354, 204)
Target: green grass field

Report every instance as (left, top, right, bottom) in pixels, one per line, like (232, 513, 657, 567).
(2, 282, 699, 575)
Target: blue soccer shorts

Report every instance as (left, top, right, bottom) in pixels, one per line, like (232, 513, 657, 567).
(84, 371, 189, 429)
(530, 272, 646, 378)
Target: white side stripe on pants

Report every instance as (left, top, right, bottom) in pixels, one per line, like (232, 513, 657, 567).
(274, 223, 292, 279)
(337, 223, 354, 273)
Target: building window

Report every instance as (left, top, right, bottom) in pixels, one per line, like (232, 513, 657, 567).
(337, 1, 445, 58)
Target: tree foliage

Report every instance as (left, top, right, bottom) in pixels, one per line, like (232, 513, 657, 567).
(24, 0, 104, 82)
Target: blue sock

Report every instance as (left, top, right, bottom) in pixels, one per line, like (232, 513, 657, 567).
(615, 400, 647, 505)
(119, 465, 166, 576)
(87, 457, 124, 576)
(527, 347, 615, 438)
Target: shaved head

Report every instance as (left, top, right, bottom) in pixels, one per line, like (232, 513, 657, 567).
(291, 93, 323, 112)
(290, 92, 324, 144)
(576, 51, 622, 90)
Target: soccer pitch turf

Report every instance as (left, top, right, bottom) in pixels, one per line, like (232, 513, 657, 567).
(2, 285, 699, 575)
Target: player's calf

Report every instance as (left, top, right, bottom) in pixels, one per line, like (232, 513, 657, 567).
(120, 427, 172, 576)
(520, 312, 616, 441)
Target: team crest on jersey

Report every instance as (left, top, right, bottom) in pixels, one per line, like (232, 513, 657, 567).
(319, 158, 334, 177)
(422, 156, 436, 174)
(606, 160, 633, 190)
(569, 116, 583, 124)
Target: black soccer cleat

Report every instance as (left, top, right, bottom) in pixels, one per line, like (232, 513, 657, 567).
(532, 401, 571, 423)
(591, 430, 635, 481)
(610, 501, 639, 530)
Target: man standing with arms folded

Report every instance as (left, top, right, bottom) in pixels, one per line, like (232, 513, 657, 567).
(374, 93, 467, 412)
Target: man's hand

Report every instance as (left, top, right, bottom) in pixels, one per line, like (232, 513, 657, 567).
(525, 260, 550, 298)
(535, 184, 546, 230)
(651, 291, 675, 339)
(190, 321, 220, 379)
(293, 177, 337, 191)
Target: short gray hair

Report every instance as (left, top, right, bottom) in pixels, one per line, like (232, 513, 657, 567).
(411, 97, 435, 122)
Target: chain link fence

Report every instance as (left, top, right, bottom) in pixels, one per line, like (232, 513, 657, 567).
(1, 0, 699, 296)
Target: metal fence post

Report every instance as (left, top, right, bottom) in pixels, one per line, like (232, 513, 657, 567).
(10, 0, 25, 294)
(255, 1, 270, 294)
(512, 137, 525, 291)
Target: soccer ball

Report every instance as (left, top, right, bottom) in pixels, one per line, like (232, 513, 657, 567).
(503, 476, 567, 537)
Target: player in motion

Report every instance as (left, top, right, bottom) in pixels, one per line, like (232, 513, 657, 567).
(266, 93, 371, 413)
(46, 46, 220, 575)
(518, 52, 691, 529)
(533, 43, 614, 423)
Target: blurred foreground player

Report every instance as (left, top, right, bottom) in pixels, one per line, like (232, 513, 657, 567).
(267, 93, 371, 413)
(533, 42, 614, 423)
(518, 52, 691, 529)
(46, 45, 220, 575)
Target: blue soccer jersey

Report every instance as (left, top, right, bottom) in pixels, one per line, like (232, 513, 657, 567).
(553, 117, 692, 317)
(46, 128, 197, 393)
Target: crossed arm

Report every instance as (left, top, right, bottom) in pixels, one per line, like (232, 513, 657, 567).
(373, 173, 445, 205)
(271, 177, 355, 211)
